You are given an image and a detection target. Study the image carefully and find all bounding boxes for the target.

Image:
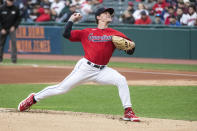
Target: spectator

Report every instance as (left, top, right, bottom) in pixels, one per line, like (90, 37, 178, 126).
(121, 1, 135, 24)
(168, 14, 181, 26)
(127, 1, 135, 14)
(28, 2, 41, 22)
(35, 4, 51, 22)
(152, 0, 168, 15)
(57, 3, 77, 22)
(121, 10, 135, 24)
(183, 0, 190, 12)
(176, 7, 184, 22)
(71, 0, 84, 12)
(133, 3, 149, 20)
(164, 5, 176, 25)
(0, 0, 21, 63)
(50, 0, 65, 20)
(152, 13, 164, 24)
(80, 0, 93, 22)
(180, 4, 197, 26)
(17, 0, 32, 22)
(135, 10, 152, 24)
(14, 0, 28, 22)
(177, 1, 188, 13)
(58, 0, 72, 19)
(143, 0, 156, 14)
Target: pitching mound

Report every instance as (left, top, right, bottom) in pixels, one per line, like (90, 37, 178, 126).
(0, 108, 196, 131)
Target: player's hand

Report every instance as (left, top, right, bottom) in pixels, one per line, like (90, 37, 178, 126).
(1, 29, 7, 35)
(68, 13, 82, 23)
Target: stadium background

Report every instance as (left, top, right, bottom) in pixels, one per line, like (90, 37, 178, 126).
(3, 24, 197, 59)
(2, 0, 197, 59)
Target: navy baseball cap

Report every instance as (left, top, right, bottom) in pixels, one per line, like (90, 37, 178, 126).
(140, 10, 147, 15)
(95, 7, 114, 18)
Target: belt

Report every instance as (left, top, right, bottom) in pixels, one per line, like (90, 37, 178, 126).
(87, 61, 105, 70)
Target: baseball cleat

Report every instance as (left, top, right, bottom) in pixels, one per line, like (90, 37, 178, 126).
(123, 107, 140, 122)
(18, 93, 36, 112)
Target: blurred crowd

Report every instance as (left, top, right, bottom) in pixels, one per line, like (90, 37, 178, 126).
(0, 0, 197, 26)
(121, 0, 197, 26)
(0, 0, 103, 23)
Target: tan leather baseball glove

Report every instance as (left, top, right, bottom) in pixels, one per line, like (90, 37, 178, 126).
(112, 36, 135, 51)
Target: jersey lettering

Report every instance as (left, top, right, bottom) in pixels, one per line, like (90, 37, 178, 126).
(88, 33, 112, 42)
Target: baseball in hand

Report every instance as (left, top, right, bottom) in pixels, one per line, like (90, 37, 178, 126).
(70, 13, 82, 22)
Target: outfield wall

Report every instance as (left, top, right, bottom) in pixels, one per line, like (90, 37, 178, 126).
(4, 23, 197, 60)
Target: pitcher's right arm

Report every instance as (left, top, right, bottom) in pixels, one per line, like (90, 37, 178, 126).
(62, 13, 83, 42)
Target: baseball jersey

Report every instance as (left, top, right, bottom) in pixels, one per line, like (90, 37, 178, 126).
(180, 12, 197, 26)
(69, 28, 128, 65)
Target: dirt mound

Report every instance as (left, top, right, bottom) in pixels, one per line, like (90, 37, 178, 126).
(0, 108, 196, 131)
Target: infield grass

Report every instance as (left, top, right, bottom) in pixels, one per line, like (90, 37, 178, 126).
(0, 84, 196, 121)
(1, 59, 197, 72)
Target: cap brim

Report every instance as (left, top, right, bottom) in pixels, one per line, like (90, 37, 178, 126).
(104, 8, 114, 15)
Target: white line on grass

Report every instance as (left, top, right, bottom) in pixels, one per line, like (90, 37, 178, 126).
(37, 65, 197, 78)
(119, 70, 197, 77)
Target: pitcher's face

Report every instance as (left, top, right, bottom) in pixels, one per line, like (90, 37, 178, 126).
(97, 11, 113, 24)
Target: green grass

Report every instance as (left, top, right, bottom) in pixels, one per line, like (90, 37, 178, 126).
(109, 62, 197, 72)
(0, 84, 197, 121)
(1, 58, 197, 72)
(1, 59, 76, 66)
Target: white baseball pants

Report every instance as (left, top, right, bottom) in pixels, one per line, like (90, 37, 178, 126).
(34, 58, 132, 109)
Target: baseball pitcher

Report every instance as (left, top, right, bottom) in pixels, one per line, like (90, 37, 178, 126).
(18, 7, 139, 122)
